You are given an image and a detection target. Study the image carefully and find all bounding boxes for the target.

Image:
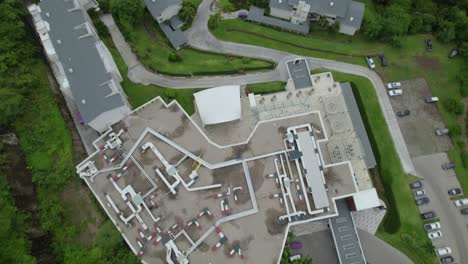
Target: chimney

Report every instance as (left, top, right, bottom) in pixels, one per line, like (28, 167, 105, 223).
(330, 2, 334, 6)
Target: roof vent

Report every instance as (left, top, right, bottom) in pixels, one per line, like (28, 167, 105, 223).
(330, 2, 334, 6)
(350, 17, 354, 21)
(69, 68, 73, 73)
(46, 12, 50, 17)
(57, 39, 62, 44)
(81, 99, 86, 104)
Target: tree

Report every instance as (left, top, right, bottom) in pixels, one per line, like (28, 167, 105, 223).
(459, 42, 468, 57)
(436, 20, 456, 42)
(362, 13, 383, 39)
(0, 89, 23, 128)
(179, 0, 197, 24)
(328, 21, 340, 33)
(208, 13, 222, 30)
(381, 4, 411, 37)
(110, 0, 144, 39)
(251, 0, 269, 8)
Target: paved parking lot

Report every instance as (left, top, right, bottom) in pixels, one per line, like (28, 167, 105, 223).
(387, 78, 452, 157)
(412, 153, 468, 263)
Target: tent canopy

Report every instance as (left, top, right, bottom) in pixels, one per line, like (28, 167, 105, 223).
(194, 86, 241, 126)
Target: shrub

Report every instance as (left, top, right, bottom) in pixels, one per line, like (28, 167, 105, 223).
(208, 13, 222, 30)
(168, 52, 182, 63)
(449, 124, 461, 136)
(462, 152, 468, 168)
(443, 98, 464, 115)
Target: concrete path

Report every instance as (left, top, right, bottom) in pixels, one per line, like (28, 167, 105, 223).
(100, 0, 416, 175)
(358, 229, 413, 264)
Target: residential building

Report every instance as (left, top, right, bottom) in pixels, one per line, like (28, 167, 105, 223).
(28, 0, 131, 133)
(145, 0, 188, 50)
(269, 0, 365, 35)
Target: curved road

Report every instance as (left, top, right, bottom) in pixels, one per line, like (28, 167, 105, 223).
(100, 0, 415, 175)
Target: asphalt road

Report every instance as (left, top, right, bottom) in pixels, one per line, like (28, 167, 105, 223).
(412, 153, 468, 263)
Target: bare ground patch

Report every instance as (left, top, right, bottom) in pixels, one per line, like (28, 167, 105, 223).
(414, 56, 440, 72)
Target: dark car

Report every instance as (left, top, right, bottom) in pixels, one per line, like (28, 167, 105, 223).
(378, 54, 388, 66)
(461, 208, 468, 215)
(409, 181, 423, 189)
(442, 162, 456, 170)
(421, 211, 436, 220)
(416, 197, 430, 206)
(448, 49, 458, 59)
(440, 256, 454, 263)
(238, 11, 248, 19)
(448, 188, 462, 196)
(426, 39, 433, 51)
(397, 110, 410, 117)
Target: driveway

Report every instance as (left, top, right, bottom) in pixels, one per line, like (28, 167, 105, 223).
(412, 153, 468, 263)
(100, 0, 416, 176)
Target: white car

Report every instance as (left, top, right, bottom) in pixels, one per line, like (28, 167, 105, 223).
(386, 82, 402, 89)
(454, 198, 468, 207)
(389, 89, 403, 96)
(414, 189, 426, 197)
(424, 222, 441, 231)
(435, 247, 452, 256)
(365, 56, 376, 69)
(428, 230, 442, 240)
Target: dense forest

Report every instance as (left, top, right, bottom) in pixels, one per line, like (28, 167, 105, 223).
(0, 1, 138, 263)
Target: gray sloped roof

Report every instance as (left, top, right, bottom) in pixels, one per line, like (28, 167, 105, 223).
(336, 1, 364, 31)
(39, 0, 127, 125)
(144, 0, 182, 18)
(306, 0, 351, 18)
(248, 6, 309, 34)
(340, 82, 377, 168)
(269, 0, 294, 12)
(159, 22, 188, 50)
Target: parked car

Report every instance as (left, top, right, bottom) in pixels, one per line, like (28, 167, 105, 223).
(386, 82, 402, 89)
(378, 54, 387, 66)
(426, 39, 433, 51)
(238, 11, 248, 19)
(454, 198, 468, 207)
(410, 181, 423, 189)
(460, 208, 468, 215)
(424, 221, 441, 231)
(435, 247, 452, 256)
(448, 49, 458, 59)
(428, 230, 442, 240)
(442, 162, 455, 170)
(421, 211, 436, 220)
(289, 242, 302, 250)
(434, 128, 449, 136)
(425, 96, 439, 103)
(365, 56, 376, 69)
(448, 188, 462, 196)
(389, 89, 403, 96)
(397, 110, 410, 117)
(416, 197, 430, 206)
(440, 256, 454, 263)
(414, 189, 426, 197)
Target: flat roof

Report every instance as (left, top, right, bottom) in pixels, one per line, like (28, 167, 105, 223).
(287, 59, 313, 89)
(194, 86, 241, 126)
(296, 131, 329, 209)
(248, 6, 310, 34)
(340, 82, 376, 168)
(329, 199, 366, 264)
(353, 188, 380, 211)
(37, 0, 128, 127)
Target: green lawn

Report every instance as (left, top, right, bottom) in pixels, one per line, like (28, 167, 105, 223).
(211, 18, 468, 194)
(127, 11, 274, 77)
(246, 81, 286, 94)
(315, 69, 437, 264)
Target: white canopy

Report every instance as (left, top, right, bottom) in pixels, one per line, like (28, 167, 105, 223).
(352, 188, 380, 211)
(194, 86, 241, 126)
